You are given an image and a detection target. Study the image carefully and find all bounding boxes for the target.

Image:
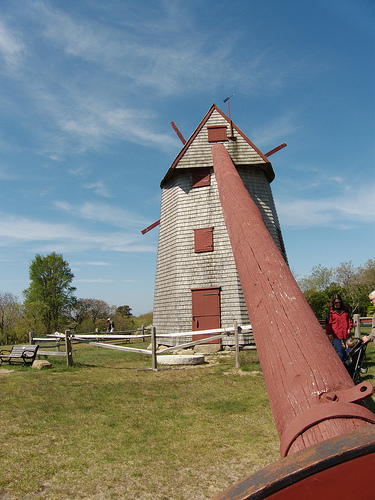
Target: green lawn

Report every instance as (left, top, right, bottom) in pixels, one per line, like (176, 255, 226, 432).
(1, 336, 374, 500)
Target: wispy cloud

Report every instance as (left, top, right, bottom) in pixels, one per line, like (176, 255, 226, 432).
(54, 201, 149, 228)
(0, 164, 19, 180)
(74, 278, 114, 283)
(35, 0, 238, 94)
(0, 0, 316, 160)
(83, 181, 111, 198)
(0, 212, 156, 254)
(0, 214, 81, 243)
(0, 19, 25, 69)
(33, 0, 294, 99)
(277, 182, 375, 229)
(251, 111, 302, 148)
(58, 102, 179, 152)
(72, 261, 110, 267)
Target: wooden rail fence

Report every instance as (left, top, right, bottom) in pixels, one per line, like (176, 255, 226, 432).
(28, 317, 371, 369)
(28, 323, 253, 369)
(319, 315, 372, 338)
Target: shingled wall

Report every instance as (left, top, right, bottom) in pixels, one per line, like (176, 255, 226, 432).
(152, 105, 287, 342)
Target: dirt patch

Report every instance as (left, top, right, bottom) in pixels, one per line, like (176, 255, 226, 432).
(224, 368, 263, 376)
(0, 368, 13, 375)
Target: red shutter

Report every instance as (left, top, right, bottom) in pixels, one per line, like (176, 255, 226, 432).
(207, 125, 228, 142)
(194, 227, 214, 253)
(192, 168, 211, 188)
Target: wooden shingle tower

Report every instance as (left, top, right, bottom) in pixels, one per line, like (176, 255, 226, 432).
(152, 104, 287, 342)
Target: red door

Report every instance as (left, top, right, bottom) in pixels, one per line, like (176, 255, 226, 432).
(191, 287, 221, 344)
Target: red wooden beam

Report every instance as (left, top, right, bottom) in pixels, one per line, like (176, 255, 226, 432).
(211, 143, 374, 457)
(141, 219, 160, 235)
(213, 426, 375, 500)
(170, 121, 186, 145)
(265, 142, 287, 157)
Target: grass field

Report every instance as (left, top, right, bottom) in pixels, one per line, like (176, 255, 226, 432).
(1, 333, 374, 500)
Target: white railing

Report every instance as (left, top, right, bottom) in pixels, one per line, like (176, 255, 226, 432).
(29, 323, 253, 369)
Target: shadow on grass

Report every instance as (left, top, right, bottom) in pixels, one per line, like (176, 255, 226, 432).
(365, 395, 375, 413)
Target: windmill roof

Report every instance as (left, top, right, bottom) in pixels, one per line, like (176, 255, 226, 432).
(161, 104, 275, 187)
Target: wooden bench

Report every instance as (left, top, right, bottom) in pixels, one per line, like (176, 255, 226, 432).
(0, 345, 39, 366)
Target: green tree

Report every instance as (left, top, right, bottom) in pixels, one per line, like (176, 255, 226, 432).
(299, 259, 375, 319)
(0, 292, 22, 344)
(298, 264, 333, 293)
(110, 305, 133, 331)
(116, 305, 132, 317)
(356, 259, 375, 315)
(23, 252, 77, 334)
(71, 298, 113, 332)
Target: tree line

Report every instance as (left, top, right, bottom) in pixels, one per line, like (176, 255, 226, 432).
(297, 259, 375, 319)
(0, 252, 152, 345)
(1, 253, 374, 345)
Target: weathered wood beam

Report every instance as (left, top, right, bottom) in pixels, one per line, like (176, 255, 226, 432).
(170, 121, 186, 145)
(141, 219, 160, 235)
(265, 142, 287, 157)
(211, 142, 374, 457)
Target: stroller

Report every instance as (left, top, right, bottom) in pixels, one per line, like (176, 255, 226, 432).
(343, 338, 369, 384)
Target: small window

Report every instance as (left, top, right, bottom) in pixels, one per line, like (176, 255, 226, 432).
(194, 227, 214, 253)
(192, 168, 211, 188)
(207, 125, 228, 142)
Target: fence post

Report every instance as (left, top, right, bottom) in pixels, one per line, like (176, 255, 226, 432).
(65, 330, 74, 366)
(151, 326, 157, 371)
(353, 314, 361, 339)
(234, 320, 240, 369)
(142, 324, 145, 342)
(29, 331, 35, 345)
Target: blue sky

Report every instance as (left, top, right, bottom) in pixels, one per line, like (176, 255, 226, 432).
(0, 0, 374, 316)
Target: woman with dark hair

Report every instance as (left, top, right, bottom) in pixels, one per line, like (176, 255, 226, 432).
(325, 293, 353, 360)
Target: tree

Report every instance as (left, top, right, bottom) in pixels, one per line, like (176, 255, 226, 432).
(299, 259, 375, 318)
(302, 283, 341, 319)
(333, 261, 362, 314)
(356, 259, 375, 290)
(116, 305, 132, 317)
(70, 298, 113, 332)
(333, 260, 375, 315)
(23, 252, 77, 334)
(0, 292, 22, 344)
(358, 259, 375, 315)
(298, 264, 333, 293)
